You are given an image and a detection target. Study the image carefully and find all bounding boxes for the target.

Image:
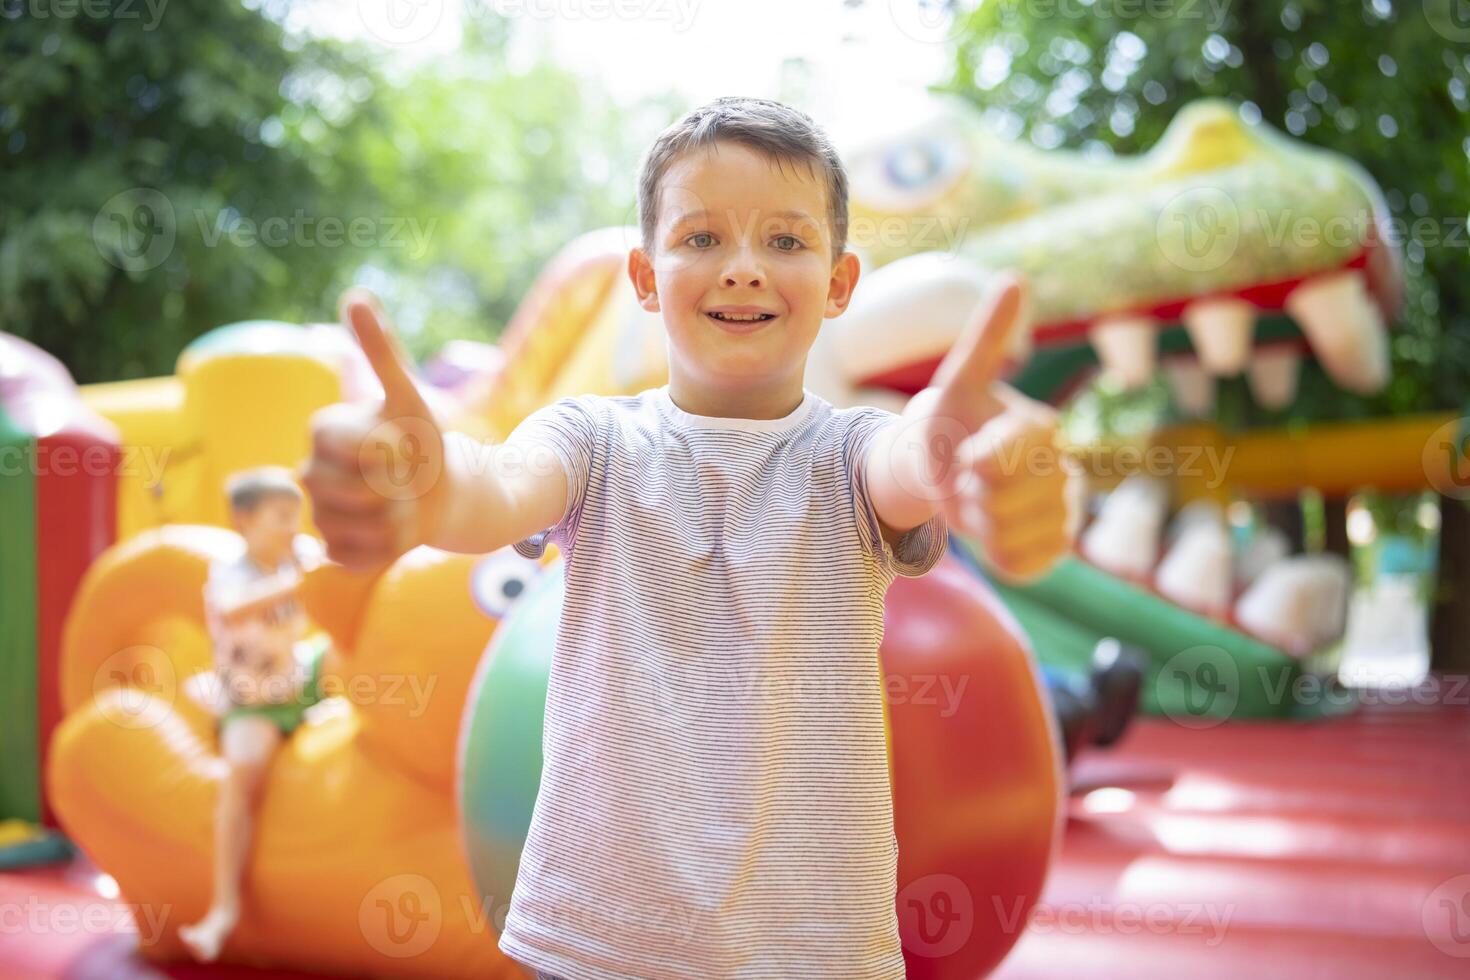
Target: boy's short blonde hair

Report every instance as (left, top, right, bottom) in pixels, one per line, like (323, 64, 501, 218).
(637, 96, 849, 263)
(225, 466, 303, 514)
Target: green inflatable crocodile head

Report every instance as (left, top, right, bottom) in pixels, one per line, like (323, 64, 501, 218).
(824, 94, 1402, 409)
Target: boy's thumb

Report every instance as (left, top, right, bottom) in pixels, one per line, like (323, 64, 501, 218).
(340, 288, 431, 419)
(929, 274, 1026, 404)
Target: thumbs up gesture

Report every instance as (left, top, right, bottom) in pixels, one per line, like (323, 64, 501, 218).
(881, 273, 1077, 583)
(299, 288, 449, 569)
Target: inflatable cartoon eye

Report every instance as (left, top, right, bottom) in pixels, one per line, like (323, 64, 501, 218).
(886, 139, 945, 188)
(471, 551, 544, 619)
(850, 128, 969, 215)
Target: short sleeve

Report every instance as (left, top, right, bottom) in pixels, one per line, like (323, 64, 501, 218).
(505, 395, 603, 562)
(202, 561, 229, 642)
(203, 556, 253, 647)
(842, 407, 949, 579)
(203, 557, 245, 616)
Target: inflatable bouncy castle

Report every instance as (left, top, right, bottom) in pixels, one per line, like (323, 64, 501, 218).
(0, 333, 118, 830)
(8, 96, 1466, 979)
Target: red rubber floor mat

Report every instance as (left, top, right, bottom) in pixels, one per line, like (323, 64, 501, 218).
(993, 682, 1470, 979)
(4, 683, 1465, 978)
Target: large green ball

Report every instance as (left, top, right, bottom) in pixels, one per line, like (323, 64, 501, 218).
(457, 559, 565, 916)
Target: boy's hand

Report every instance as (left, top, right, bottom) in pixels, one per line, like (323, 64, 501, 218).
(890, 273, 1077, 582)
(299, 288, 449, 570)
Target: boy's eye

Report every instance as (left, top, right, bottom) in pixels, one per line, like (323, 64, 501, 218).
(772, 235, 803, 251)
(687, 232, 715, 248)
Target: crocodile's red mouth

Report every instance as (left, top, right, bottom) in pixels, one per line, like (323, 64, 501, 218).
(854, 250, 1392, 409)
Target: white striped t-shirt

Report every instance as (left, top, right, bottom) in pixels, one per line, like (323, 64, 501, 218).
(498, 383, 948, 980)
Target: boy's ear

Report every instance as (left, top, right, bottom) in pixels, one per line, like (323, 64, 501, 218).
(824, 251, 861, 318)
(628, 247, 659, 313)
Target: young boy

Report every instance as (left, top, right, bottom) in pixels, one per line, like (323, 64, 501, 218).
(179, 466, 329, 963)
(302, 97, 1069, 978)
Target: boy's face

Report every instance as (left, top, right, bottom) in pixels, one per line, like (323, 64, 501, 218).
(232, 496, 301, 566)
(629, 141, 860, 394)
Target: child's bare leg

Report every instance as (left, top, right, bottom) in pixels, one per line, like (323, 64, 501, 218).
(179, 714, 281, 962)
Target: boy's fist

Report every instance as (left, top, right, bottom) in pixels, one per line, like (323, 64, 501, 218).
(299, 288, 448, 569)
(898, 273, 1078, 582)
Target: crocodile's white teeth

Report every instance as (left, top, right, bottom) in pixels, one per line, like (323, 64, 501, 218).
(1156, 520, 1234, 616)
(1081, 519, 1159, 578)
(1080, 475, 1169, 577)
(1183, 297, 1256, 376)
(1235, 554, 1353, 654)
(1284, 270, 1390, 394)
(1247, 347, 1302, 410)
(1163, 360, 1216, 416)
(1089, 315, 1157, 391)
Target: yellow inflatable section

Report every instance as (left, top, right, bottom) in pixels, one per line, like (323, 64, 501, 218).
(451, 226, 667, 442)
(1076, 412, 1463, 503)
(47, 524, 539, 977)
(52, 227, 664, 977)
(79, 232, 664, 542)
(80, 323, 347, 540)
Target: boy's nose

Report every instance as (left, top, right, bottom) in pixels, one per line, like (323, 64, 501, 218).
(720, 244, 765, 288)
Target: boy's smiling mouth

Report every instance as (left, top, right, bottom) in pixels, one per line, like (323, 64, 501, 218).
(705, 306, 780, 333)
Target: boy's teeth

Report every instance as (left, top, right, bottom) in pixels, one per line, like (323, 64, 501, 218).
(710, 312, 773, 321)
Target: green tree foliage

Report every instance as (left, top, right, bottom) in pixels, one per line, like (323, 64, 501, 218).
(939, 0, 1469, 422)
(0, 0, 669, 382)
(335, 14, 679, 360)
(1, 0, 380, 381)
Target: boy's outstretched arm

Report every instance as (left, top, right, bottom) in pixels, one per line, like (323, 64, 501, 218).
(301, 289, 568, 567)
(864, 274, 1077, 583)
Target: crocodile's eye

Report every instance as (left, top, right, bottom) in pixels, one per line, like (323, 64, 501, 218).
(850, 129, 970, 216)
(471, 551, 545, 619)
(886, 140, 946, 188)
